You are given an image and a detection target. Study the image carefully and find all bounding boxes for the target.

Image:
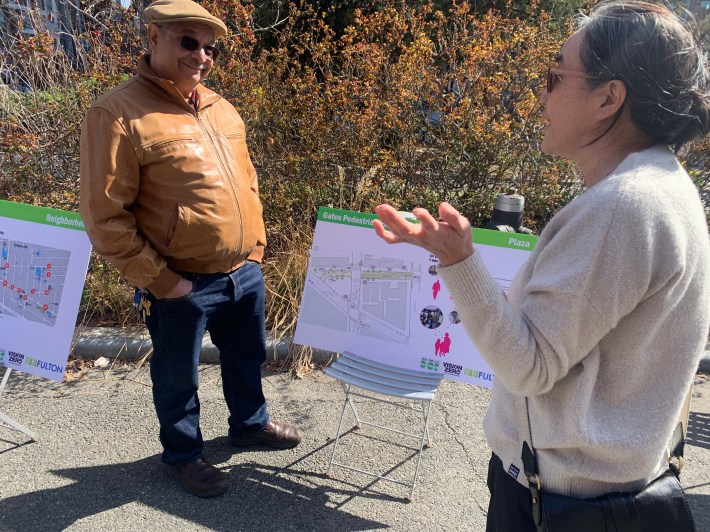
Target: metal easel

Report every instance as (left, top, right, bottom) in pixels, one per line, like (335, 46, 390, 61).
(0, 368, 39, 441)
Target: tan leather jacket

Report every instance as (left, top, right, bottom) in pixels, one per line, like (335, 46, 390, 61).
(79, 56, 266, 298)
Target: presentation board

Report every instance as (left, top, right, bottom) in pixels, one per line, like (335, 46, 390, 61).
(294, 207, 537, 389)
(0, 200, 91, 382)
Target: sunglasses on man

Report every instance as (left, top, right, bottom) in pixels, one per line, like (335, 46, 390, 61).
(158, 25, 220, 59)
(546, 66, 593, 93)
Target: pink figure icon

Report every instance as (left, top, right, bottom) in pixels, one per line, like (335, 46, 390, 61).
(432, 279, 441, 299)
(440, 333, 451, 356)
(434, 337, 442, 357)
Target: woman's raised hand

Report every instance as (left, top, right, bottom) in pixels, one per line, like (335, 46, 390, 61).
(373, 202, 474, 267)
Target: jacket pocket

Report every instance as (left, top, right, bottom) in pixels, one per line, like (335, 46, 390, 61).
(167, 203, 190, 250)
(146, 137, 200, 152)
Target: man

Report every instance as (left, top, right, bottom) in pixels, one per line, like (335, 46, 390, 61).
(79, 0, 302, 498)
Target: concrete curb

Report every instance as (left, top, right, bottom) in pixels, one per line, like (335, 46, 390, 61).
(71, 327, 337, 366)
(71, 327, 710, 373)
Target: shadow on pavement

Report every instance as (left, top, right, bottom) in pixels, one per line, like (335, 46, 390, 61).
(1, 369, 63, 398)
(0, 435, 395, 532)
(683, 405, 710, 531)
(687, 411, 710, 451)
(0, 438, 33, 456)
(0, 453, 387, 532)
(222, 430, 418, 508)
(686, 492, 710, 530)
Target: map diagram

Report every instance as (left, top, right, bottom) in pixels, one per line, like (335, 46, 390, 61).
(299, 250, 424, 345)
(0, 238, 70, 327)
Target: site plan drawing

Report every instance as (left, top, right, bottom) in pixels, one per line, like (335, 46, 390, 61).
(0, 201, 91, 382)
(294, 207, 538, 389)
(303, 252, 420, 345)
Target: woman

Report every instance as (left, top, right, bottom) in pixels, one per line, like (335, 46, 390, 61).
(374, 2, 709, 530)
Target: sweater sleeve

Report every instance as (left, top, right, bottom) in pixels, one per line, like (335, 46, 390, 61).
(439, 189, 658, 396)
(79, 106, 182, 296)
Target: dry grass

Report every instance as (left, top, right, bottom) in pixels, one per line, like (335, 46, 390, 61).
(263, 224, 317, 377)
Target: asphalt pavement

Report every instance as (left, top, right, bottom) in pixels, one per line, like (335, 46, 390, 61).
(0, 331, 709, 532)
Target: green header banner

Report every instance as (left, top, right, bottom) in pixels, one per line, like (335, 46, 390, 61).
(0, 200, 86, 232)
(471, 228, 537, 250)
(316, 206, 537, 251)
(317, 206, 379, 228)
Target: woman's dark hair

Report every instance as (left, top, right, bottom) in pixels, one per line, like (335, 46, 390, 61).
(577, 1, 709, 150)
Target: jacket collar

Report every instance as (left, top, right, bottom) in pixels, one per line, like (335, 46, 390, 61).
(137, 54, 222, 110)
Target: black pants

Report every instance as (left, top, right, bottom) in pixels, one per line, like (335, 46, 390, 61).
(486, 453, 536, 532)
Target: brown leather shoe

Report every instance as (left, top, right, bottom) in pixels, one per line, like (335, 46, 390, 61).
(229, 419, 303, 449)
(164, 457, 228, 498)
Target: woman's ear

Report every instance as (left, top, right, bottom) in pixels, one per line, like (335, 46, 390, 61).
(595, 79, 627, 120)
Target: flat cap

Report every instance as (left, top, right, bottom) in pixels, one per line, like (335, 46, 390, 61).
(145, 0, 228, 37)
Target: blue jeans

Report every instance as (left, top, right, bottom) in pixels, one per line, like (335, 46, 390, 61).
(144, 261, 269, 466)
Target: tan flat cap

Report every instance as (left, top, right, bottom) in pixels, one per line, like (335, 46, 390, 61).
(145, 0, 228, 37)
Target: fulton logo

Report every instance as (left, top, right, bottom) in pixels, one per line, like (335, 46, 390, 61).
(463, 367, 494, 382)
(25, 356, 64, 375)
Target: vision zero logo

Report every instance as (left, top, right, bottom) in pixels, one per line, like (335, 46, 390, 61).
(442, 362, 462, 376)
(7, 350, 25, 367)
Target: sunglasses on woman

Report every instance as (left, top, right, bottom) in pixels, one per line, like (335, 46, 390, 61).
(546, 66, 593, 93)
(158, 25, 220, 59)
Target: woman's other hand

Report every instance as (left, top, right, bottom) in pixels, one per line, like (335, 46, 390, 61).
(373, 202, 474, 267)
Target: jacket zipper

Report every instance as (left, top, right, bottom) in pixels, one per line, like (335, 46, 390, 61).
(194, 110, 245, 255)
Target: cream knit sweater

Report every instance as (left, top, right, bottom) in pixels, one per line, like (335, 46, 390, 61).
(439, 146, 710, 497)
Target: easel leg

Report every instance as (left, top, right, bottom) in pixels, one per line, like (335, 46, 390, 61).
(0, 368, 39, 442)
(325, 383, 352, 477)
